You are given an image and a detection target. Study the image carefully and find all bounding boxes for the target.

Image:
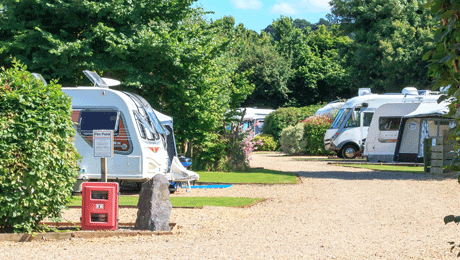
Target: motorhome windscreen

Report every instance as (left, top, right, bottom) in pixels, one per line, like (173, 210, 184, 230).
(79, 111, 119, 135)
(331, 108, 350, 129)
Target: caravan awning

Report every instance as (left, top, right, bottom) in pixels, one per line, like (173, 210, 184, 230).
(403, 102, 450, 118)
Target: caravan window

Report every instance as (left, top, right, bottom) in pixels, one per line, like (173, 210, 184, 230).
(79, 111, 120, 135)
(379, 117, 401, 131)
(134, 111, 157, 141)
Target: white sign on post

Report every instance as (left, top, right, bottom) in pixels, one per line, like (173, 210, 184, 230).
(93, 130, 114, 158)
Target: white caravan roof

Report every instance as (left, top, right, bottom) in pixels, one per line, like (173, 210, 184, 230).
(236, 107, 275, 121)
(315, 101, 345, 116)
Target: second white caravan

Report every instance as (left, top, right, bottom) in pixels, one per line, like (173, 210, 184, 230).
(363, 103, 421, 162)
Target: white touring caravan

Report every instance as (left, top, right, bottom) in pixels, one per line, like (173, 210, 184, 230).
(314, 100, 345, 118)
(235, 107, 275, 135)
(324, 87, 442, 159)
(393, 101, 453, 163)
(60, 71, 198, 191)
(363, 103, 422, 162)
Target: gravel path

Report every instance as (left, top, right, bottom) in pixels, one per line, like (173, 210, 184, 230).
(2, 152, 460, 259)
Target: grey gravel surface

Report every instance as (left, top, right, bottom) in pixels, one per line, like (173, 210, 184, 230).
(1, 152, 460, 259)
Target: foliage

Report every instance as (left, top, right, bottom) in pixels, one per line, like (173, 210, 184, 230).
(236, 28, 293, 108)
(0, 1, 254, 170)
(424, 0, 460, 240)
(263, 104, 323, 142)
(254, 134, 277, 151)
(218, 115, 262, 172)
(301, 116, 334, 155)
(0, 62, 81, 233)
(280, 123, 307, 155)
(330, 0, 437, 92)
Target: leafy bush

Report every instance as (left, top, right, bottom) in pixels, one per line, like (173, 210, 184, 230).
(0, 62, 81, 233)
(301, 116, 334, 156)
(263, 104, 324, 142)
(280, 123, 307, 155)
(254, 134, 277, 151)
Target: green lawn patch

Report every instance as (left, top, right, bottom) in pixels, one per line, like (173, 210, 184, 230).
(295, 158, 366, 162)
(337, 164, 425, 173)
(196, 168, 297, 184)
(68, 196, 262, 208)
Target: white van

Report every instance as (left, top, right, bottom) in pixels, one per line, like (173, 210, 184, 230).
(363, 103, 421, 162)
(324, 87, 441, 159)
(61, 71, 198, 189)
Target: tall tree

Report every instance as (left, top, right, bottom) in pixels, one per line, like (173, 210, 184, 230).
(330, 0, 437, 92)
(0, 0, 253, 160)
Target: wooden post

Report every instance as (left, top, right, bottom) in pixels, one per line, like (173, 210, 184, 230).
(101, 158, 107, 182)
(423, 138, 432, 173)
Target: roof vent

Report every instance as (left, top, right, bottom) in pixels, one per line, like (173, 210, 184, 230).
(402, 87, 418, 95)
(358, 88, 371, 96)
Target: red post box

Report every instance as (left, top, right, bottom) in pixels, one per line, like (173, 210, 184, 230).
(81, 182, 119, 230)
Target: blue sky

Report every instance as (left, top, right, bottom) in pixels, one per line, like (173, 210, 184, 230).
(194, 0, 332, 33)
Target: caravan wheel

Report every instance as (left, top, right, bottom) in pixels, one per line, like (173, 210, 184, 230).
(341, 144, 359, 159)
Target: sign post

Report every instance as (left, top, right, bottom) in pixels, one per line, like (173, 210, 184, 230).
(93, 130, 114, 182)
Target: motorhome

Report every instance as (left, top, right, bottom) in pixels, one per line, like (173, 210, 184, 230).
(393, 101, 453, 163)
(363, 103, 422, 162)
(59, 71, 198, 190)
(324, 87, 442, 159)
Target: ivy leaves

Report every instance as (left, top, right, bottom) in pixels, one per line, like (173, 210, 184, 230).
(0, 61, 81, 233)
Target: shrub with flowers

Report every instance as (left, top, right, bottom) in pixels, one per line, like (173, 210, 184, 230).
(221, 113, 263, 171)
(300, 115, 334, 155)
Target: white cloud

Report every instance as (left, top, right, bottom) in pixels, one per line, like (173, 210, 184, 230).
(271, 3, 297, 15)
(270, 0, 331, 16)
(230, 0, 263, 10)
(307, 0, 331, 10)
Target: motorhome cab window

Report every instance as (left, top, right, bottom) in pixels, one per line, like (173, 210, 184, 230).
(79, 111, 120, 135)
(379, 117, 401, 131)
(346, 110, 360, 128)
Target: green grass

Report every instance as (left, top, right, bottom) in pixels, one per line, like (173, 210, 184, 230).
(196, 168, 297, 184)
(295, 158, 366, 162)
(68, 196, 262, 208)
(337, 164, 425, 173)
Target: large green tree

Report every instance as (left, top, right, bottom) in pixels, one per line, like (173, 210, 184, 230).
(269, 17, 352, 106)
(0, 1, 253, 161)
(235, 26, 292, 108)
(330, 0, 437, 92)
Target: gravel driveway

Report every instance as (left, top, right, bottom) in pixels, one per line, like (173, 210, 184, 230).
(2, 152, 460, 259)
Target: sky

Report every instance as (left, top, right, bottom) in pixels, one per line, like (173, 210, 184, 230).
(194, 0, 332, 33)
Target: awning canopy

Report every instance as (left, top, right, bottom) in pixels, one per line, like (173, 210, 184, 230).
(403, 101, 450, 118)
